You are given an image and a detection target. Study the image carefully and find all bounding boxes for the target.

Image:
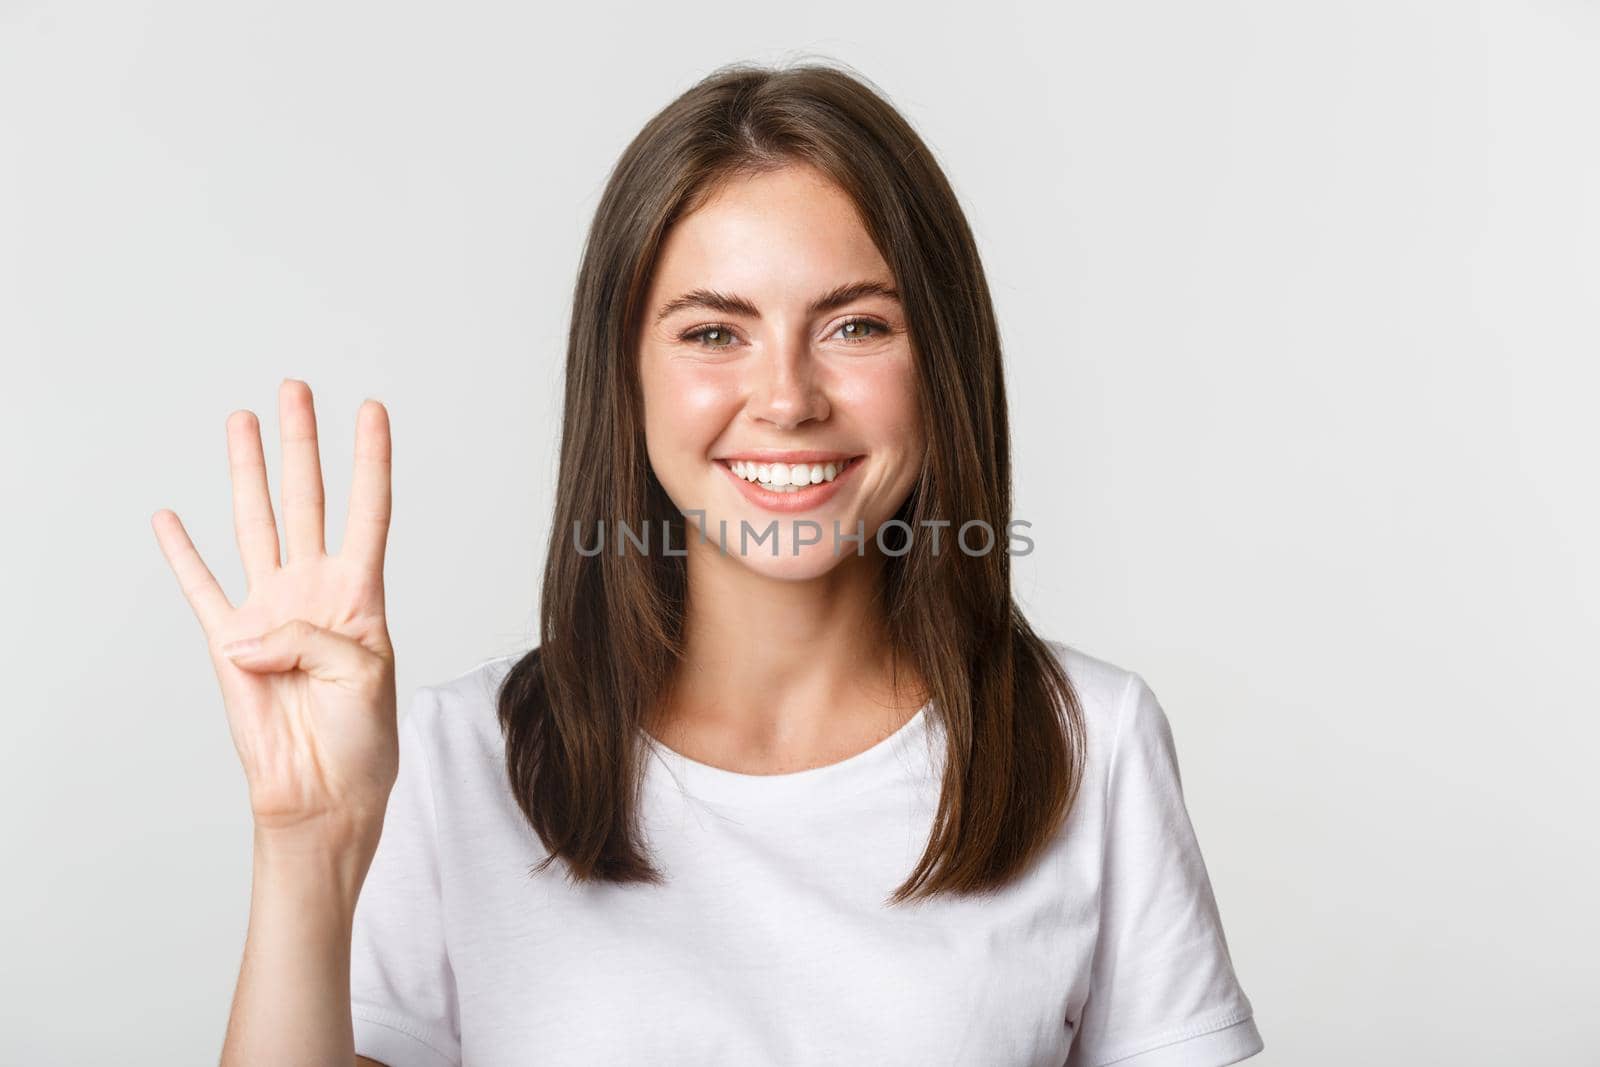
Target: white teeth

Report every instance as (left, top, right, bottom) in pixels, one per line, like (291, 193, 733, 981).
(728, 457, 853, 491)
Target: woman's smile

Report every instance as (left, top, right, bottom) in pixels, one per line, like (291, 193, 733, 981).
(714, 452, 866, 514)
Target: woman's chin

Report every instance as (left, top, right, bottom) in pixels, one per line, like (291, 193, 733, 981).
(682, 517, 850, 577)
(727, 547, 851, 582)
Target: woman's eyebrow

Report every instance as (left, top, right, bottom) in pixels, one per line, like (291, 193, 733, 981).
(654, 280, 901, 323)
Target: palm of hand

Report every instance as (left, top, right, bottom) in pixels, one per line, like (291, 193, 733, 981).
(217, 558, 396, 832)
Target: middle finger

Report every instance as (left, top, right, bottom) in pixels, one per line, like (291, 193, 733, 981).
(278, 378, 327, 563)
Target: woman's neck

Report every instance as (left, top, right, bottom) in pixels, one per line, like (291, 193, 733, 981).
(646, 542, 927, 766)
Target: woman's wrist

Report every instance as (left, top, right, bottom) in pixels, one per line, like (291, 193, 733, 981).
(251, 818, 381, 922)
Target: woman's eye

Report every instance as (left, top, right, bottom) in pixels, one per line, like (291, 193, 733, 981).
(833, 318, 888, 344)
(682, 325, 738, 349)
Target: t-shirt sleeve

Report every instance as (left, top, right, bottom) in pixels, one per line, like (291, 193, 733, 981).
(349, 684, 463, 1067)
(1066, 672, 1264, 1067)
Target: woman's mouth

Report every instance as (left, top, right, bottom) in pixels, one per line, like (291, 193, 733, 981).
(714, 455, 863, 513)
(726, 456, 858, 491)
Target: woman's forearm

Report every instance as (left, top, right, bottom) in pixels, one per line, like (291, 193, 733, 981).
(220, 825, 377, 1066)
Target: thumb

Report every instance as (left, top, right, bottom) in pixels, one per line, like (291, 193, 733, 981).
(220, 618, 381, 683)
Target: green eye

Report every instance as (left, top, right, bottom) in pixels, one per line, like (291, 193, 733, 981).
(834, 318, 888, 344)
(683, 324, 738, 348)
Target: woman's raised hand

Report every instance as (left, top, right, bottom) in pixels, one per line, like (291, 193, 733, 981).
(153, 379, 399, 849)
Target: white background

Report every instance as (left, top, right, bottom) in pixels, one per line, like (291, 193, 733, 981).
(2, 2, 1595, 1063)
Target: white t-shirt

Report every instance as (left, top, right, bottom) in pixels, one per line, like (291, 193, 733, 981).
(350, 640, 1262, 1067)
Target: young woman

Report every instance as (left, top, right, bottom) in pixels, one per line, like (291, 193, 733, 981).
(153, 60, 1262, 1067)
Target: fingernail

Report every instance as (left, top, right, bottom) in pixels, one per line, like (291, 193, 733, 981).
(222, 636, 261, 656)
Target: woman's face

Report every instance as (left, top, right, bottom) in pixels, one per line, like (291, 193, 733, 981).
(638, 163, 924, 580)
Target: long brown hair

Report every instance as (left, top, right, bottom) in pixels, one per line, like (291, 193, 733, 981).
(497, 57, 1086, 904)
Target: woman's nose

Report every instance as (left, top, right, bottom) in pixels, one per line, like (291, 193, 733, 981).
(745, 335, 829, 430)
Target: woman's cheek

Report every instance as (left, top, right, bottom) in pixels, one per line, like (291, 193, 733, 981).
(673, 370, 742, 418)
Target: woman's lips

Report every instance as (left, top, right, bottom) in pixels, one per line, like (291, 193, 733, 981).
(715, 455, 862, 514)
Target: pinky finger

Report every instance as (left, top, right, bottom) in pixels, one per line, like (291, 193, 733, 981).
(151, 509, 234, 635)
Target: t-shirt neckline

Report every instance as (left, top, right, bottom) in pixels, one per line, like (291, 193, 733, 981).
(640, 700, 936, 808)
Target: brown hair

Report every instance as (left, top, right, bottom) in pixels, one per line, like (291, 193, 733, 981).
(497, 57, 1086, 904)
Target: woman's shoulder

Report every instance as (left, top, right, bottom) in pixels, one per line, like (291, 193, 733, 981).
(1037, 637, 1158, 776)
(1040, 637, 1141, 723)
(1041, 635, 1135, 704)
(404, 649, 525, 763)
